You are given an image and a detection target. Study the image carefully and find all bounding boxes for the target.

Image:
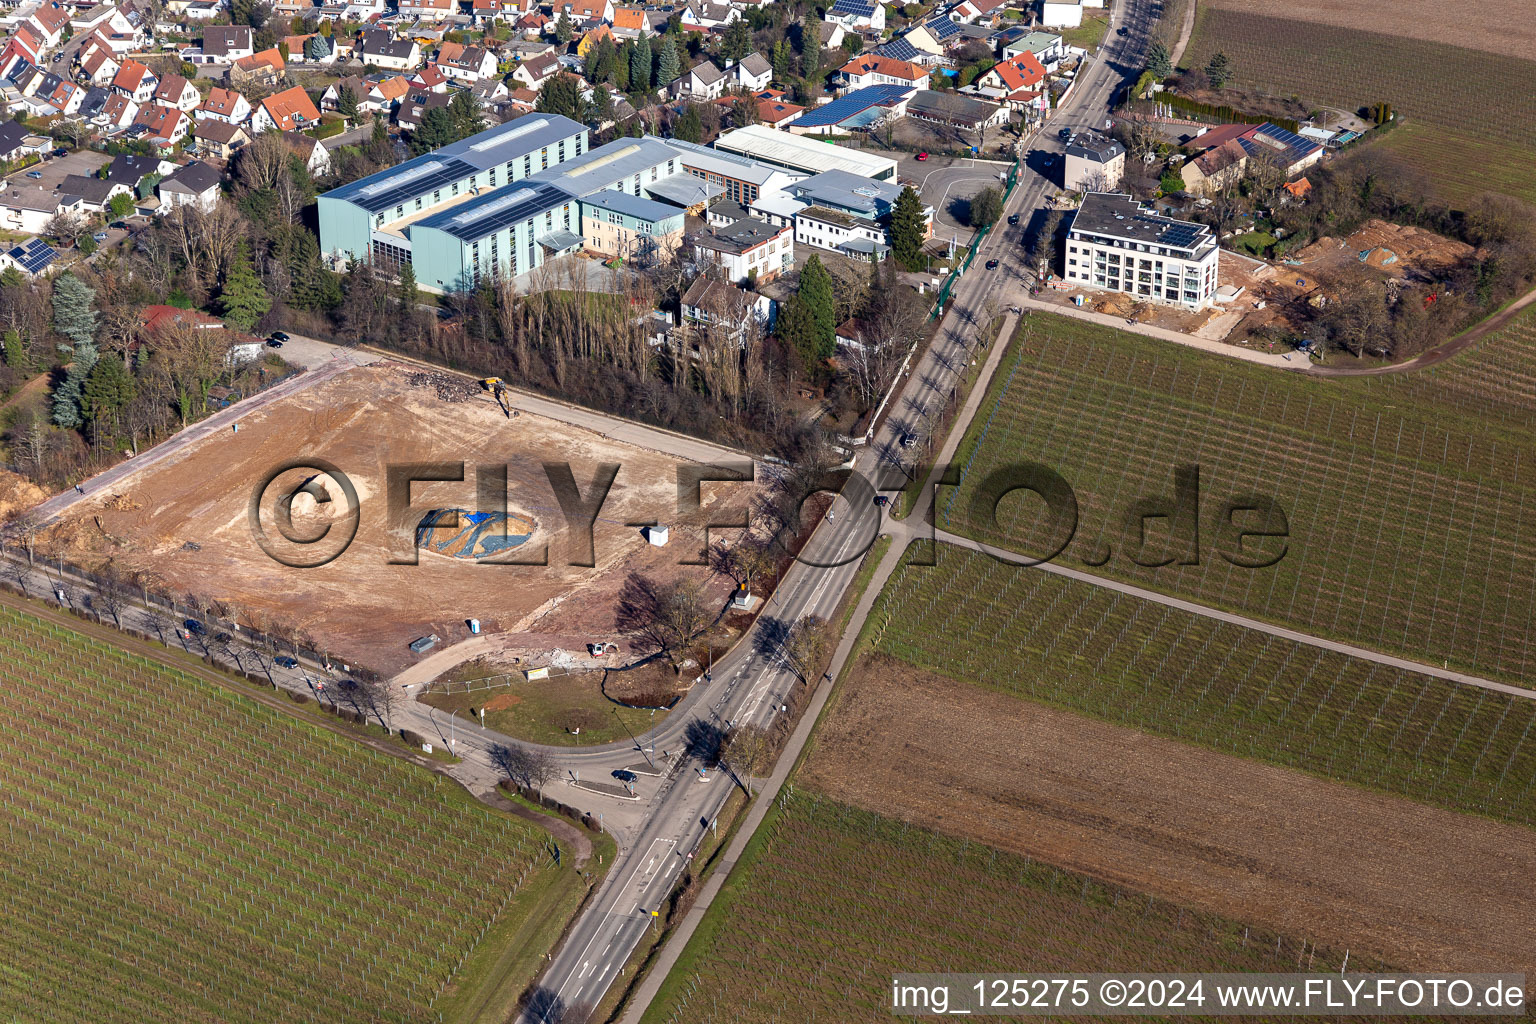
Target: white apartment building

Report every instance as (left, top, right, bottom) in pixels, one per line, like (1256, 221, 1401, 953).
(1062, 192, 1218, 309)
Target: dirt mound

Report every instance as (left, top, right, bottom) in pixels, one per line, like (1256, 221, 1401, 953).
(0, 470, 45, 521)
(482, 692, 523, 712)
(102, 493, 142, 512)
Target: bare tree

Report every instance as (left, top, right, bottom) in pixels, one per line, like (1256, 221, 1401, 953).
(615, 573, 716, 666)
(722, 723, 771, 794)
(490, 743, 557, 796)
(782, 614, 830, 683)
(3, 507, 44, 564)
(95, 561, 133, 627)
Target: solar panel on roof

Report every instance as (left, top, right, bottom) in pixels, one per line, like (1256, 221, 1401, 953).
(925, 15, 960, 38)
(832, 0, 875, 13)
(360, 160, 445, 196)
(453, 187, 537, 225)
(8, 239, 55, 274)
(877, 38, 920, 61)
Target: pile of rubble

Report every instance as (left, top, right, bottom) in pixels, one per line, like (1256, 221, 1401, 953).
(406, 371, 478, 403)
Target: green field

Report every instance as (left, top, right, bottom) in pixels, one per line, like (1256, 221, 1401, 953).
(0, 604, 571, 1024)
(941, 313, 1536, 685)
(1184, 9, 1536, 146)
(1182, 9, 1536, 202)
(642, 792, 1394, 1023)
(868, 542, 1536, 825)
(421, 670, 671, 747)
(1375, 121, 1536, 207)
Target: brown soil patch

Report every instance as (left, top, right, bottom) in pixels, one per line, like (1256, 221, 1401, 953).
(48, 362, 755, 674)
(1206, 0, 1536, 62)
(481, 692, 523, 712)
(0, 469, 45, 521)
(802, 654, 1536, 974)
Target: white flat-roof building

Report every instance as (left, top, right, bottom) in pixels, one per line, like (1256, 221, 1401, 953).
(1062, 192, 1219, 310)
(713, 124, 899, 181)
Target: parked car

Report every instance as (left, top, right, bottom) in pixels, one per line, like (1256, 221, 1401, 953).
(213, 631, 232, 643)
(1008, 214, 1020, 226)
(25, 170, 42, 179)
(873, 495, 890, 507)
(900, 433, 917, 449)
(915, 151, 928, 161)
(52, 148, 66, 157)
(266, 338, 283, 348)
(1058, 128, 1073, 141)
(269, 330, 289, 342)
(182, 619, 206, 635)
(92, 231, 107, 242)
(274, 655, 299, 669)
(985, 258, 1000, 270)
(612, 769, 638, 783)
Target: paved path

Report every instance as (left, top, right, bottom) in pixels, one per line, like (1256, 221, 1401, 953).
(1169, 0, 1197, 67)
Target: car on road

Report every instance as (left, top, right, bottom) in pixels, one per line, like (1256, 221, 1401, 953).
(874, 495, 890, 508)
(183, 619, 206, 636)
(50, 52, 61, 61)
(915, 151, 928, 161)
(612, 769, 638, 783)
(1117, 25, 1127, 35)
(1058, 128, 1073, 141)
(900, 433, 917, 449)
(1008, 214, 1020, 226)
(25, 170, 42, 179)
(274, 656, 299, 669)
(213, 631, 232, 643)
(985, 258, 999, 269)
(92, 231, 107, 242)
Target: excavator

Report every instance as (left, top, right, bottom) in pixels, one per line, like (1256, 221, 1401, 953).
(479, 377, 516, 419)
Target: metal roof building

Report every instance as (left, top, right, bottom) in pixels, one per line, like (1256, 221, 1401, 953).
(713, 124, 899, 181)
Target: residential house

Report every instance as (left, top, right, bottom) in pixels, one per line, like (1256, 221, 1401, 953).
(111, 60, 158, 104)
(786, 83, 912, 135)
(470, 77, 509, 109)
(817, 19, 846, 50)
(0, 121, 31, 162)
(681, 59, 726, 100)
(181, 1, 222, 20)
(105, 153, 164, 192)
(69, 4, 140, 44)
(59, 173, 131, 213)
(196, 86, 252, 124)
(157, 159, 221, 211)
(0, 237, 57, 278)
(510, 51, 559, 89)
(514, 11, 549, 36)
(194, 118, 250, 159)
(968, 50, 1048, 116)
(680, 274, 772, 347)
(26, 3, 71, 48)
(0, 27, 41, 77)
(611, 5, 647, 37)
(1001, 30, 1064, 69)
(435, 42, 498, 82)
(1179, 138, 1245, 195)
(1236, 122, 1324, 179)
(228, 48, 286, 87)
(202, 26, 256, 62)
(394, 88, 451, 132)
(283, 131, 332, 175)
(0, 185, 82, 234)
(950, 0, 1007, 23)
(826, 0, 884, 32)
(1063, 131, 1124, 190)
(78, 44, 122, 86)
(689, 214, 792, 284)
(694, 2, 738, 27)
(560, 0, 614, 22)
(358, 30, 420, 71)
(398, 0, 455, 19)
(38, 75, 82, 115)
(409, 64, 451, 94)
(576, 23, 615, 60)
(97, 92, 140, 131)
(905, 90, 1006, 131)
(76, 86, 113, 124)
(837, 53, 928, 91)
(756, 97, 803, 127)
(133, 103, 191, 149)
(251, 85, 322, 133)
(730, 52, 771, 91)
(154, 73, 201, 112)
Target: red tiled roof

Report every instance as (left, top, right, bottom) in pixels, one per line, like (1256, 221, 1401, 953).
(838, 54, 926, 82)
(259, 85, 321, 131)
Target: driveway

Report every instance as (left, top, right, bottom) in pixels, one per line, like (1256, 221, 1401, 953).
(10, 149, 110, 191)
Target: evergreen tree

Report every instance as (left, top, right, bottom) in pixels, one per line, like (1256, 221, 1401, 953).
(889, 185, 926, 271)
(449, 88, 484, 140)
(771, 39, 792, 81)
(411, 106, 455, 154)
(631, 33, 652, 92)
(1146, 39, 1171, 78)
(82, 353, 134, 431)
(219, 242, 271, 331)
(555, 11, 574, 42)
(52, 272, 97, 349)
(656, 35, 680, 86)
(536, 74, 587, 121)
(777, 294, 820, 370)
(335, 82, 360, 120)
(721, 19, 751, 64)
(1205, 51, 1232, 89)
(51, 342, 97, 429)
(798, 255, 835, 359)
(398, 263, 418, 310)
(800, 14, 821, 79)
(673, 105, 703, 142)
(3, 328, 27, 371)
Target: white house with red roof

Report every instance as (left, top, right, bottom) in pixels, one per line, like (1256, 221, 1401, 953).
(837, 54, 929, 91)
(78, 42, 122, 86)
(112, 60, 158, 104)
(26, 3, 71, 48)
(434, 41, 498, 82)
(132, 104, 191, 148)
(154, 73, 202, 112)
(250, 85, 322, 133)
(95, 92, 140, 130)
(195, 86, 253, 125)
(408, 63, 450, 92)
(969, 51, 1049, 116)
(950, 0, 1008, 23)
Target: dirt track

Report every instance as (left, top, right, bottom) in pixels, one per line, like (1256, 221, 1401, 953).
(50, 362, 750, 673)
(802, 655, 1536, 974)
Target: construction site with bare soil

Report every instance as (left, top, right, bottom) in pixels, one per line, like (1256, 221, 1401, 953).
(42, 361, 759, 676)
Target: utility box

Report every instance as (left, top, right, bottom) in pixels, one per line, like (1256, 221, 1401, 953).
(645, 525, 669, 546)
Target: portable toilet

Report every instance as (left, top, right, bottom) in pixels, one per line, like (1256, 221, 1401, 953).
(468, 618, 481, 635)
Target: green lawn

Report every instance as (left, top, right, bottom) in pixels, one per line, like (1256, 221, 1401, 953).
(1061, 11, 1111, 50)
(0, 603, 570, 1024)
(1229, 229, 1275, 255)
(420, 670, 672, 747)
(642, 792, 1392, 1023)
(939, 311, 1536, 685)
